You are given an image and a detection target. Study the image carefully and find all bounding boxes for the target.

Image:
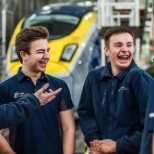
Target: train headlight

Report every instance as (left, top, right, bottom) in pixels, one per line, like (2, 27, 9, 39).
(60, 44, 77, 61)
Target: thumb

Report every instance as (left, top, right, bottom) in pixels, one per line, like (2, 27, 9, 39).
(38, 84, 49, 93)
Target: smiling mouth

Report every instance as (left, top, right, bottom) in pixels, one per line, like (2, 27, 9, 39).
(118, 56, 129, 60)
(39, 61, 47, 67)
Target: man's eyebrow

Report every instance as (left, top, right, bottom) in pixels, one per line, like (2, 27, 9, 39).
(126, 42, 133, 44)
(114, 42, 122, 44)
(36, 47, 50, 51)
(36, 49, 44, 51)
(114, 41, 133, 44)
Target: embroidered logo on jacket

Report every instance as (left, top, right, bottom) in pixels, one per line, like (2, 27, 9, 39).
(118, 86, 128, 91)
(14, 92, 29, 99)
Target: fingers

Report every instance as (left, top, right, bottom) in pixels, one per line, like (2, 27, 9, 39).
(34, 84, 62, 106)
(46, 88, 62, 102)
(38, 84, 49, 94)
(90, 149, 101, 154)
(37, 84, 61, 96)
(49, 88, 62, 95)
(90, 140, 100, 153)
(90, 149, 97, 154)
(90, 140, 108, 154)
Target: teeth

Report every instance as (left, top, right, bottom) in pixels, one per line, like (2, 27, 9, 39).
(119, 56, 128, 59)
(118, 56, 129, 60)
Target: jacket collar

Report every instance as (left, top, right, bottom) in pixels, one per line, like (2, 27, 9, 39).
(16, 67, 48, 82)
(101, 59, 136, 80)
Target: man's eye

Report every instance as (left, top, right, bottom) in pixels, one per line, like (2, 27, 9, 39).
(115, 44, 121, 47)
(37, 51, 43, 53)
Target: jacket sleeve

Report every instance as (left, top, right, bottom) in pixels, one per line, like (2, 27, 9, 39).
(147, 82, 154, 132)
(0, 95, 40, 129)
(77, 72, 100, 146)
(116, 71, 154, 153)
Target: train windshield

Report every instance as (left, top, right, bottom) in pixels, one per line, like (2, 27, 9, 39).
(23, 14, 80, 39)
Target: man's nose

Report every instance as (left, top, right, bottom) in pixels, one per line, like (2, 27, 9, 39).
(43, 51, 50, 59)
(121, 45, 128, 51)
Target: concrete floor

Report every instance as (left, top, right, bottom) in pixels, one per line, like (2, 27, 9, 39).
(75, 121, 85, 154)
(75, 121, 91, 154)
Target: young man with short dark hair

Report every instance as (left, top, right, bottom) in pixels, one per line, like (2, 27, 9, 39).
(0, 26, 75, 154)
(78, 26, 153, 154)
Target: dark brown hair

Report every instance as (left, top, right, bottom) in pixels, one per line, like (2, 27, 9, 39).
(16, 26, 49, 63)
(104, 26, 135, 47)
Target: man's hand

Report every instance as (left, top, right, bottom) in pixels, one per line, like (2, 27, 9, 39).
(90, 139, 116, 154)
(90, 140, 102, 154)
(34, 84, 62, 106)
(99, 139, 116, 153)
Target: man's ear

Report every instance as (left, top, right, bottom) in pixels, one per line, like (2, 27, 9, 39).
(104, 46, 110, 57)
(19, 51, 28, 61)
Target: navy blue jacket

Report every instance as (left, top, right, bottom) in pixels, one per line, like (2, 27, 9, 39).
(140, 81, 154, 154)
(78, 60, 153, 154)
(0, 95, 40, 129)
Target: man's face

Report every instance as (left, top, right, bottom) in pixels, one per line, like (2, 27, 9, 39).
(22, 39, 50, 73)
(104, 32, 134, 75)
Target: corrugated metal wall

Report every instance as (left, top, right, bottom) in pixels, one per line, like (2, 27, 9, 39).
(14, 0, 60, 24)
(4, 0, 83, 47)
(0, 0, 86, 51)
(6, 0, 58, 39)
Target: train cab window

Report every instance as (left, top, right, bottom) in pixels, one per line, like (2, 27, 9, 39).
(23, 14, 80, 40)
